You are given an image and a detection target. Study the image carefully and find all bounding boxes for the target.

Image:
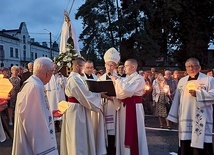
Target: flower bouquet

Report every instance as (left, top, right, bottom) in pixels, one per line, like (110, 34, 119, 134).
(54, 37, 79, 69)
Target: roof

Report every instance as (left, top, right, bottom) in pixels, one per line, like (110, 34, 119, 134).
(0, 32, 19, 41)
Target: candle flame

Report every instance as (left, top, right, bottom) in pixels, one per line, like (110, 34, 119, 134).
(186, 82, 196, 90)
(145, 85, 150, 90)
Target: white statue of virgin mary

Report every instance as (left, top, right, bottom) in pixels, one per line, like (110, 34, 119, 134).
(59, 11, 80, 55)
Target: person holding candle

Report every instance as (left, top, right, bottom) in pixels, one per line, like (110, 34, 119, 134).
(12, 57, 59, 155)
(167, 58, 214, 155)
(152, 74, 171, 129)
(0, 98, 9, 143)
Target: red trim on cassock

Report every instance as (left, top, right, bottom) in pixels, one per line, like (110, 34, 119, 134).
(121, 96, 142, 155)
(68, 97, 79, 103)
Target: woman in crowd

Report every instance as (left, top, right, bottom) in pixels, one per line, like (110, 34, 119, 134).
(8, 66, 21, 126)
(152, 74, 171, 129)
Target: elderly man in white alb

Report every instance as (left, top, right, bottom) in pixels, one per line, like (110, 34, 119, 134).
(111, 58, 149, 155)
(167, 58, 214, 155)
(98, 47, 121, 155)
(12, 57, 58, 155)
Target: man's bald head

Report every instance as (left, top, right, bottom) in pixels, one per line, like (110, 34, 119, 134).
(124, 59, 138, 75)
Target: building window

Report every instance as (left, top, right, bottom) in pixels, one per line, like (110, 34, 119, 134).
(0, 45, 4, 60)
(23, 35, 26, 44)
(15, 48, 19, 58)
(10, 47, 14, 57)
(30, 52, 33, 60)
(35, 53, 37, 59)
(23, 50, 26, 60)
(0, 45, 3, 51)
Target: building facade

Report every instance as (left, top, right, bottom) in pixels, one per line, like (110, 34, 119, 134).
(0, 22, 59, 68)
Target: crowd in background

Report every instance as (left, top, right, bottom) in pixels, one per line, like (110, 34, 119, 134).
(0, 56, 214, 155)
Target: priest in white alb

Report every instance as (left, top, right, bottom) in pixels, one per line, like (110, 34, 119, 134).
(12, 57, 58, 155)
(111, 59, 149, 155)
(60, 57, 109, 155)
(167, 58, 214, 155)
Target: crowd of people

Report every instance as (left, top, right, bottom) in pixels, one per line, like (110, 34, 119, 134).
(0, 48, 214, 155)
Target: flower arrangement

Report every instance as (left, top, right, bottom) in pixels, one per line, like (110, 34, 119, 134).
(54, 37, 79, 68)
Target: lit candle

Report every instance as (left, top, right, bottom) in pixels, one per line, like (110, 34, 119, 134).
(163, 86, 168, 93)
(58, 100, 69, 114)
(145, 85, 150, 90)
(0, 74, 13, 98)
(186, 82, 196, 90)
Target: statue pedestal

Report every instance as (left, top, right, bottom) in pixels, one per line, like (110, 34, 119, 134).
(58, 66, 71, 77)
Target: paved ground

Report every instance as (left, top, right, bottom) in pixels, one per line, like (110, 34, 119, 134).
(0, 115, 213, 155)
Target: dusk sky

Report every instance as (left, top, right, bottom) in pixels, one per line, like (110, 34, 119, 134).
(1, 1, 213, 50)
(0, 0, 84, 46)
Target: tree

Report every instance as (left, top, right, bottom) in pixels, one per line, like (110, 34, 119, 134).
(75, 0, 118, 66)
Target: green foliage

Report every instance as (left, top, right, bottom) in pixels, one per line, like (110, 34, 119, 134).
(75, 0, 214, 69)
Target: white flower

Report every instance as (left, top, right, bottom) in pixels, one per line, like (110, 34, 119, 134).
(67, 62, 72, 68)
(67, 56, 72, 61)
(63, 56, 68, 62)
(57, 62, 61, 66)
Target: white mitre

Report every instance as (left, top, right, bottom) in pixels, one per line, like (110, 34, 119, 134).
(104, 47, 120, 64)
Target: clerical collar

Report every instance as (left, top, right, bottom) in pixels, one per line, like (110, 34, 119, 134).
(188, 73, 199, 81)
(106, 75, 111, 80)
(85, 73, 94, 79)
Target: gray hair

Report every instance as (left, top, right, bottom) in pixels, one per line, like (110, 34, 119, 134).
(185, 58, 200, 66)
(33, 57, 53, 75)
(11, 66, 19, 71)
(164, 70, 171, 75)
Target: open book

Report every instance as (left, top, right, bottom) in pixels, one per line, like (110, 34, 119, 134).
(85, 80, 116, 96)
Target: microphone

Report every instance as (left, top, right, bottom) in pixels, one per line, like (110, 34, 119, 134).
(107, 72, 111, 77)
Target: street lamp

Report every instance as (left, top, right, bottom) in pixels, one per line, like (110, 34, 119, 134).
(44, 29, 52, 59)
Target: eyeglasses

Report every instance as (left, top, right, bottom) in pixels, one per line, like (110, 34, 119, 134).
(185, 65, 198, 69)
(105, 63, 115, 67)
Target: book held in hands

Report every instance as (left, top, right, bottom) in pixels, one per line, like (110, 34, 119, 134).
(85, 80, 116, 96)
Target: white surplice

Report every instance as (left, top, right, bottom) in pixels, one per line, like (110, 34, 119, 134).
(45, 74, 66, 112)
(114, 72, 149, 155)
(99, 73, 120, 136)
(82, 73, 107, 155)
(56, 74, 66, 102)
(98, 73, 121, 155)
(60, 72, 102, 155)
(167, 72, 214, 149)
(12, 75, 58, 155)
